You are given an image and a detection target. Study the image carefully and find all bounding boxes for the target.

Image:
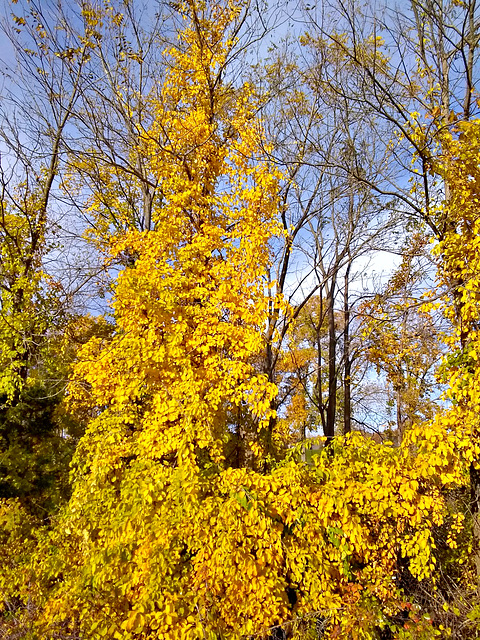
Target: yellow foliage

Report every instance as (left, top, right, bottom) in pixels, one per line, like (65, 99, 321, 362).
(3, 5, 480, 640)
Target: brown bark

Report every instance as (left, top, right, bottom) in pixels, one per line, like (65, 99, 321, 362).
(325, 278, 337, 442)
(471, 463, 480, 588)
(343, 263, 352, 435)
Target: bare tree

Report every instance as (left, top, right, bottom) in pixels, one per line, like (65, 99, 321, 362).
(253, 36, 402, 446)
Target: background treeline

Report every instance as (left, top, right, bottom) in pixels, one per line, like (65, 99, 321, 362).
(0, 0, 479, 638)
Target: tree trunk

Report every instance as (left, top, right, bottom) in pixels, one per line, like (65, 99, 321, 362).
(471, 463, 480, 587)
(343, 263, 352, 435)
(325, 278, 337, 442)
(315, 290, 327, 435)
(264, 336, 279, 467)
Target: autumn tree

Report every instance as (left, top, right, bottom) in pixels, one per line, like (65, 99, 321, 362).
(253, 35, 401, 443)
(430, 120, 480, 583)
(279, 291, 367, 444)
(362, 235, 444, 442)
(301, 0, 479, 233)
(0, 3, 100, 516)
(298, 0, 480, 583)
(4, 2, 281, 635)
